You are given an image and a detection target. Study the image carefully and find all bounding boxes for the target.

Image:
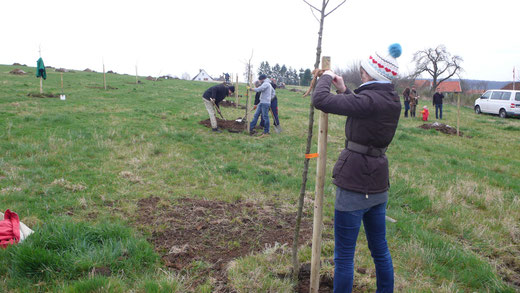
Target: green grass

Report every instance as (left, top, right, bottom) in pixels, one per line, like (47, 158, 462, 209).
(1, 64, 519, 292)
(0, 219, 159, 291)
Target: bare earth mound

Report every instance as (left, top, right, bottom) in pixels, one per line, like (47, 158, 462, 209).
(296, 262, 334, 292)
(27, 93, 58, 98)
(199, 118, 246, 133)
(419, 122, 464, 136)
(86, 85, 118, 90)
(136, 196, 315, 292)
(9, 68, 26, 75)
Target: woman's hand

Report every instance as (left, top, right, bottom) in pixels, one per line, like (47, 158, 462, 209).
(322, 70, 347, 93)
(332, 75, 347, 94)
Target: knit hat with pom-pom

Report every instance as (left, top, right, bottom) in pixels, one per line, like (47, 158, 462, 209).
(361, 43, 402, 81)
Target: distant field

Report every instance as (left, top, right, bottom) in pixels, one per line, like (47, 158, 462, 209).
(0, 64, 518, 292)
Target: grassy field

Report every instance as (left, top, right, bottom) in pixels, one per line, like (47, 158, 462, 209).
(0, 64, 519, 292)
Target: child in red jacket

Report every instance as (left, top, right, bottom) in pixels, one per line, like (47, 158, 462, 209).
(421, 105, 429, 121)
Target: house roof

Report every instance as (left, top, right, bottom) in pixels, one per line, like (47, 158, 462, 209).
(414, 80, 431, 88)
(436, 81, 462, 93)
(501, 82, 520, 90)
(192, 69, 214, 81)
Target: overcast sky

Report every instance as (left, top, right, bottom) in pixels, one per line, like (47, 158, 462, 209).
(2, 0, 519, 82)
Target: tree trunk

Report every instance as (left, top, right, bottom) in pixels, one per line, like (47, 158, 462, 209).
(292, 0, 327, 281)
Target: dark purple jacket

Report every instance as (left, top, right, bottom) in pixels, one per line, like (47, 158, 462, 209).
(312, 75, 401, 194)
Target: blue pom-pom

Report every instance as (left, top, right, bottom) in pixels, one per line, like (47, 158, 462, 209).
(388, 43, 402, 58)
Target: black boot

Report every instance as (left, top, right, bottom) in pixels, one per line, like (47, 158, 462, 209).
(212, 128, 222, 133)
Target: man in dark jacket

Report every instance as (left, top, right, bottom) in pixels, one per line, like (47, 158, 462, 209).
(313, 44, 402, 292)
(202, 84, 235, 132)
(432, 87, 444, 119)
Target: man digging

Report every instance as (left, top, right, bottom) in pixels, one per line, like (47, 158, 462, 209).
(202, 83, 235, 133)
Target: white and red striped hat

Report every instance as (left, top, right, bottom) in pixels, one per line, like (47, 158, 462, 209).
(361, 43, 402, 81)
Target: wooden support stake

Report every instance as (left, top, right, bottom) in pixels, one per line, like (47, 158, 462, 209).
(457, 93, 460, 136)
(310, 56, 330, 293)
(61, 72, 64, 92)
(135, 65, 139, 84)
(235, 75, 239, 108)
(38, 45, 42, 94)
(246, 72, 252, 132)
(103, 61, 107, 90)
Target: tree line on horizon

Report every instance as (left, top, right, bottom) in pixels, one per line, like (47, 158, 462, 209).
(255, 45, 471, 90)
(256, 61, 313, 86)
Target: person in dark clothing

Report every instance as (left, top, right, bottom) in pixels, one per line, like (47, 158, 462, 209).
(410, 87, 418, 118)
(432, 87, 444, 119)
(402, 87, 411, 117)
(312, 43, 402, 293)
(224, 73, 230, 84)
(202, 84, 235, 132)
(254, 78, 280, 128)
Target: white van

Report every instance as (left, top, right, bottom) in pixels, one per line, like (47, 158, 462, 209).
(474, 89, 520, 118)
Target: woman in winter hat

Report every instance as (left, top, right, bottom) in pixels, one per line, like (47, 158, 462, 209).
(313, 44, 402, 292)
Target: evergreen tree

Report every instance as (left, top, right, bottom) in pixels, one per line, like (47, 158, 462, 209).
(301, 69, 312, 86)
(258, 61, 272, 77)
(272, 63, 281, 81)
(299, 68, 305, 85)
(280, 65, 288, 83)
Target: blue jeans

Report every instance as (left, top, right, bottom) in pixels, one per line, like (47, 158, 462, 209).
(435, 104, 443, 119)
(260, 97, 279, 127)
(250, 103, 270, 134)
(404, 101, 410, 117)
(334, 202, 394, 292)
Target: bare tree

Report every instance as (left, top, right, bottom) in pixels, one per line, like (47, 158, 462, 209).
(336, 60, 362, 87)
(243, 62, 253, 83)
(242, 50, 254, 125)
(292, 0, 346, 284)
(412, 44, 463, 91)
(181, 72, 190, 80)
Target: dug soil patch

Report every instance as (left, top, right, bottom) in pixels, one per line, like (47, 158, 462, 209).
(86, 85, 119, 90)
(219, 100, 246, 109)
(199, 118, 246, 133)
(419, 122, 465, 137)
(136, 196, 315, 291)
(27, 93, 58, 98)
(296, 262, 334, 292)
(295, 262, 370, 293)
(9, 68, 26, 75)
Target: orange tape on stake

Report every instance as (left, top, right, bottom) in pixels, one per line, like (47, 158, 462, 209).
(305, 153, 319, 159)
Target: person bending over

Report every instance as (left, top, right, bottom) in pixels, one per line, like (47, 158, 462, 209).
(202, 83, 235, 133)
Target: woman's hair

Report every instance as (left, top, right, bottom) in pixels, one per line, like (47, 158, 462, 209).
(403, 87, 410, 95)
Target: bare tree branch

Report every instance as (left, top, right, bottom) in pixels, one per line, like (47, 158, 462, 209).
(411, 44, 463, 91)
(303, 0, 322, 12)
(310, 5, 320, 22)
(325, 0, 346, 17)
